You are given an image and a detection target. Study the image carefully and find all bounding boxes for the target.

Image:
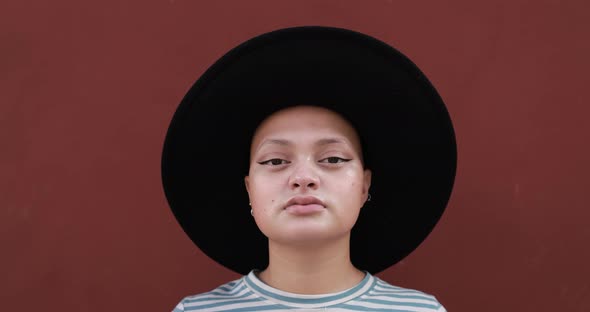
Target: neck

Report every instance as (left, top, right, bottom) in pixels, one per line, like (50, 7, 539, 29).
(257, 234, 365, 294)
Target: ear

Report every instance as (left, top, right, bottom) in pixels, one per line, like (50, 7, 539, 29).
(362, 169, 372, 203)
(244, 176, 251, 195)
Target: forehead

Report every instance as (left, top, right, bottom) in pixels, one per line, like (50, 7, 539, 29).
(250, 106, 362, 152)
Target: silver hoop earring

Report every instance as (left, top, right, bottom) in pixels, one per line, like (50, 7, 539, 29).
(250, 209, 253, 216)
(367, 193, 372, 202)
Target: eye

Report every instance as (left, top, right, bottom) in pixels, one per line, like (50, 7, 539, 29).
(319, 157, 351, 164)
(258, 158, 290, 166)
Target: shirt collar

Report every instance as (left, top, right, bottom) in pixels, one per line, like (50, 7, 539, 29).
(243, 270, 375, 308)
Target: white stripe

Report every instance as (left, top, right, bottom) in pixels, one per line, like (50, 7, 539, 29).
(210, 285, 243, 294)
(372, 285, 433, 297)
(198, 299, 276, 312)
(209, 285, 248, 296)
(368, 292, 436, 302)
(345, 301, 441, 311)
(363, 294, 440, 305)
(374, 284, 416, 292)
(173, 302, 183, 311)
(183, 281, 245, 301)
(184, 290, 254, 307)
(185, 288, 249, 302)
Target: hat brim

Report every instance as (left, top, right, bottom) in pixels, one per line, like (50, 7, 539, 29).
(162, 26, 457, 275)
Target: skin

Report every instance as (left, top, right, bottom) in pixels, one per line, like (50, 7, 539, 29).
(244, 105, 372, 294)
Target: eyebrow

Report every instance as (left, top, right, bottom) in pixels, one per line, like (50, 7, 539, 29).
(258, 137, 348, 149)
(259, 139, 291, 147)
(315, 138, 347, 146)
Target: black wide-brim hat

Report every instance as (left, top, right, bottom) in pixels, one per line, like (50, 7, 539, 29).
(162, 26, 456, 275)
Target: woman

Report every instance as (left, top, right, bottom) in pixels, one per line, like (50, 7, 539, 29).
(163, 26, 456, 311)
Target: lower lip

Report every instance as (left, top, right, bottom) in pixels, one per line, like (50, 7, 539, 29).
(285, 204, 325, 215)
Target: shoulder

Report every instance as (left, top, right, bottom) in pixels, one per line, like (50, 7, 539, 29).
(356, 276, 447, 311)
(172, 277, 251, 312)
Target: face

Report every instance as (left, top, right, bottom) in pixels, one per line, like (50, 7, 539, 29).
(244, 106, 371, 246)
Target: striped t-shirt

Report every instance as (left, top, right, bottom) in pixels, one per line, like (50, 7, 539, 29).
(172, 271, 446, 311)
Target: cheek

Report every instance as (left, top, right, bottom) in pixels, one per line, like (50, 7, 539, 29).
(343, 168, 363, 190)
(249, 178, 280, 210)
(345, 168, 356, 177)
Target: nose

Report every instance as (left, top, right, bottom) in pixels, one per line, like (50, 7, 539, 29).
(289, 162, 320, 191)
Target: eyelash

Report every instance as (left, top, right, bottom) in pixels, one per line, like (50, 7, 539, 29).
(258, 159, 291, 166)
(319, 157, 351, 164)
(258, 157, 351, 166)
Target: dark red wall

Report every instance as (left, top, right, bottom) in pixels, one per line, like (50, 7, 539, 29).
(2, 1, 589, 311)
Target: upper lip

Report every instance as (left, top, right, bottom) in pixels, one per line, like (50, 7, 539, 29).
(284, 196, 326, 209)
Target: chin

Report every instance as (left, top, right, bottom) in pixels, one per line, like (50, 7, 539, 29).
(266, 226, 352, 246)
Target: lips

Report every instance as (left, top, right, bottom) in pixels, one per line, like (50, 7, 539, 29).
(284, 196, 326, 215)
(284, 196, 326, 208)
